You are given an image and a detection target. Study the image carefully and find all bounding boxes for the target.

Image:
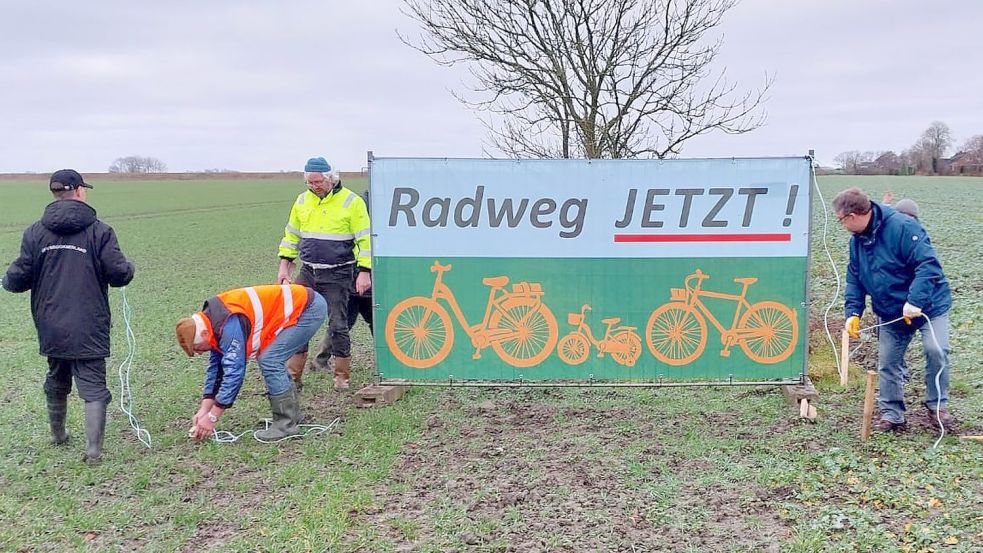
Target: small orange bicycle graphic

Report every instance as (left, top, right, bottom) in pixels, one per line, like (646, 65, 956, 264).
(645, 269, 798, 366)
(385, 260, 559, 369)
(556, 304, 642, 367)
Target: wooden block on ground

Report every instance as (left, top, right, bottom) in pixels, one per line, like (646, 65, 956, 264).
(353, 384, 408, 408)
(782, 376, 819, 406)
(840, 329, 850, 386)
(860, 370, 878, 441)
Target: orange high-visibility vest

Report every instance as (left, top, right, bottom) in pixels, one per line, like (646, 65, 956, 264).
(198, 284, 312, 358)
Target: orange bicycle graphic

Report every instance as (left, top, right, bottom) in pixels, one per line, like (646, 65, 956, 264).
(645, 269, 798, 366)
(557, 304, 642, 367)
(385, 260, 559, 369)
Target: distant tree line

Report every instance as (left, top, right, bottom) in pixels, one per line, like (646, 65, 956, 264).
(833, 122, 983, 176)
(108, 156, 167, 174)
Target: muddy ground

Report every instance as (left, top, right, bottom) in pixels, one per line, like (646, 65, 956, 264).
(354, 391, 795, 552)
(347, 383, 970, 552)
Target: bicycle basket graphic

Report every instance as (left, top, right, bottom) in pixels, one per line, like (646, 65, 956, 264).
(511, 282, 544, 298)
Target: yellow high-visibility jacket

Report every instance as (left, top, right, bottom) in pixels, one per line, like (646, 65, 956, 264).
(278, 185, 372, 271)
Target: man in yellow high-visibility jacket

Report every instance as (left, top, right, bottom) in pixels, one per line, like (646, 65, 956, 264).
(277, 157, 371, 390)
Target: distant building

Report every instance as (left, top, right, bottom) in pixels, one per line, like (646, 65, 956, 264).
(944, 151, 983, 175)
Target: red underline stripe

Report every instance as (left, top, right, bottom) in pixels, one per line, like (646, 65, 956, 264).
(614, 233, 792, 243)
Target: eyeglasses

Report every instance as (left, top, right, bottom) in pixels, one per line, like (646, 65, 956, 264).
(836, 212, 853, 223)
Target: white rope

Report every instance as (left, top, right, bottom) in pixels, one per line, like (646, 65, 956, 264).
(849, 314, 948, 448)
(812, 164, 845, 378)
(210, 417, 341, 444)
(117, 287, 152, 448)
(922, 316, 947, 449)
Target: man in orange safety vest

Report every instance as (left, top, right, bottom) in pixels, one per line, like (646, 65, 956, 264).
(175, 284, 326, 441)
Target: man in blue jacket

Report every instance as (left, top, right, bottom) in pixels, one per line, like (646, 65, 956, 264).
(833, 188, 953, 432)
(3, 170, 135, 463)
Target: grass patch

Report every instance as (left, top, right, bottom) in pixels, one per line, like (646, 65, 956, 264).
(0, 175, 980, 551)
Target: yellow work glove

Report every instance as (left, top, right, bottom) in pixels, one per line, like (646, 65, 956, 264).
(845, 316, 861, 339)
(902, 302, 922, 325)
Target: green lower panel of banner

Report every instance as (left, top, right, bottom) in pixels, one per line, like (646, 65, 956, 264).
(374, 257, 807, 381)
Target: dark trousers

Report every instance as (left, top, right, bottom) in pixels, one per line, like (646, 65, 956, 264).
(347, 292, 374, 334)
(295, 263, 353, 362)
(44, 357, 112, 404)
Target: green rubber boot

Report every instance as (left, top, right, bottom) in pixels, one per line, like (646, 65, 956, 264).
(255, 387, 302, 441)
(47, 395, 70, 445)
(82, 401, 107, 465)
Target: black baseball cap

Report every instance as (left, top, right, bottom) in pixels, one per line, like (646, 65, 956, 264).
(49, 169, 93, 191)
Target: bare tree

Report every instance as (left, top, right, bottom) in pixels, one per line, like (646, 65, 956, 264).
(108, 156, 168, 173)
(961, 135, 983, 163)
(833, 151, 863, 174)
(873, 151, 901, 175)
(401, 0, 771, 159)
(919, 121, 952, 174)
(902, 142, 930, 174)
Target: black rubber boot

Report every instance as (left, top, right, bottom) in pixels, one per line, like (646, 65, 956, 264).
(47, 395, 70, 445)
(82, 401, 107, 465)
(255, 386, 302, 441)
(312, 334, 333, 371)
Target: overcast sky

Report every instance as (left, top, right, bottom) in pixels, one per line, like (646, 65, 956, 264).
(1, 0, 980, 173)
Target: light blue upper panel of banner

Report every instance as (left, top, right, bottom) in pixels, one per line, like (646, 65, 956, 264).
(370, 157, 812, 258)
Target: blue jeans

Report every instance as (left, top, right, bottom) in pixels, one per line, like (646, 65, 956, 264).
(877, 312, 950, 423)
(256, 294, 327, 396)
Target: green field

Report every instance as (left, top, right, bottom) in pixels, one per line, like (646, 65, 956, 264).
(1, 175, 980, 551)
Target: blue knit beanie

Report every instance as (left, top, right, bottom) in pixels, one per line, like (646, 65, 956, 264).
(304, 157, 332, 173)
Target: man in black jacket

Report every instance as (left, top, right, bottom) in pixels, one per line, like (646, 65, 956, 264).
(2, 169, 135, 464)
(345, 190, 373, 335)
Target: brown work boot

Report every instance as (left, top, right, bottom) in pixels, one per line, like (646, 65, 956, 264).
(873, 418, 906, 433)
(333, 356, 351, 391)
(925, 408, 956, 430)
(287, 353, 305, 392)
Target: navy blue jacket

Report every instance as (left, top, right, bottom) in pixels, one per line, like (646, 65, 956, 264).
(844, 202, 951, 327)
(3, 200, 134, 358)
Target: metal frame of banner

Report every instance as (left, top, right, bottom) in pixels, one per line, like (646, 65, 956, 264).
(366, 151, 814, 389)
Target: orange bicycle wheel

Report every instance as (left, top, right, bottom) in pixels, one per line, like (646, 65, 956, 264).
(645, 302, 707, 366)
(610, 330, 642, 367)
(385, 297, 454, 369)
(557, 333, 590, 365)
(488, 297, 558, 368)
(737, 301, 798, 364)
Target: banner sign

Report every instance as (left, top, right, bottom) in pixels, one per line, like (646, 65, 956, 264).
(370, 157, 812, 383)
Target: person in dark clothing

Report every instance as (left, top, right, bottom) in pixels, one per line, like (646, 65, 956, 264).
(343, 190, 373, 335)
(346, 277, 373, 334)
(2, 169, 135, 464)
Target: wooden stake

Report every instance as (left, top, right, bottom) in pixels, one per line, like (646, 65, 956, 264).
(840, 328, 850, 386)
(860, 370, 877, 440)
(960, 436, 983, 442)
